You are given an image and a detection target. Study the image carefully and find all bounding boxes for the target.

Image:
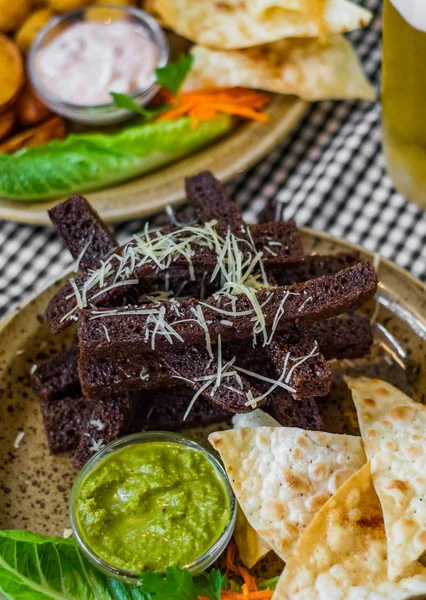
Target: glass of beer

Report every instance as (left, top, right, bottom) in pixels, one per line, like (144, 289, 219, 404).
(382, 0, 426, 208)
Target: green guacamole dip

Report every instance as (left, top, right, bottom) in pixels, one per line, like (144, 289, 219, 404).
(76, 441, 231, 573)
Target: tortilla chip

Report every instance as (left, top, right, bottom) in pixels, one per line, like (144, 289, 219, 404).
(234, 506, 271, 568)
(208, 427, 366, 561)
(249, 0, 325, 19)
(231, 409, 278, 566)
(153, 0, 371, 49)
(274, 463, 426, 599)
(346, 376, 426, 581)
(183, 36, 375, 101)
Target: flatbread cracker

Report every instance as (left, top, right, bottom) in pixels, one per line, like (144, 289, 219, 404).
(183, 36, 375, 101)
(347, 376, 426, 580)
(234, 506, 271, 568)
(232, 409, 279, 566)
(274, 463, 426, 599)
(250, 0, 325, 19)
(152, 0, 371, 49)
(208, 427, 366, 561)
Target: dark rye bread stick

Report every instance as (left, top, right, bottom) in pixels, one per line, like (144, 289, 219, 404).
(78, 261, 378, 358)
(186, 172, 304, 265)
(270, 252, 361, 286)
(73, 387, 231, 467)
(186, 171, 245, 233)
(79, 314, 373, 400)
(40, 395, 91, 454)
(73, 392, 146, 468)
(309, 313, 373, 360)
(45, 227, 217, 333)
(34, 314, 372, 404)
(32, 344, 81, 401)
(263, 392, 324, 431)
(266, 334, 332, 401)
(144, 387, 231, 430)
(80, 340, 328, 403)
(48, 196, 117, 272)
(45, 222, 304, 334)
(163, 345, 264, 413)
(79, 350, 173, 399)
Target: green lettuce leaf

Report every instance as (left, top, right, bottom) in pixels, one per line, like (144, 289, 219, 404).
(0, 530, 275, 600)
(0, 530, 150, 599)
(0, 115, 232, 201)
(155, 54, 194, 94)
(258, 575, 279, 591)
(109, 93, 169, 120)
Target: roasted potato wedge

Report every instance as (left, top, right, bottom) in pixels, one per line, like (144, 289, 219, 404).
(31, 0, 49, 7)
(0, 115, 65, 153)
(16, 84, 52, 126)
(86, 0, 136, 22)
(15, 8, 53, 53)
(95, 0, 136, 5)
(48, 0, 90, 13)
(0, 35, 24, 110)
(0, 0, 31, 32)
(0, 108, 16, 140)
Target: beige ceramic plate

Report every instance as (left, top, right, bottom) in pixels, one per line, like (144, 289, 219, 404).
(1, 228, 425, 541)
(0, 96, 307, 226)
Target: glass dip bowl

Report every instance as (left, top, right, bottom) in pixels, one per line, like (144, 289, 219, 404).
(70, 431, 237, 582)
(28, 6, 168, 125)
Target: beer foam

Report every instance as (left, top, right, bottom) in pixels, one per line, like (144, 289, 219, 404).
(390, 0, 426, 31)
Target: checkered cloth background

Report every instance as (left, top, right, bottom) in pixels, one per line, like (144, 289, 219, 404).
(1, 0, 425, 319)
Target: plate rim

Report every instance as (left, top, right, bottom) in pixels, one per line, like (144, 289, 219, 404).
(0, 96, 308, 226)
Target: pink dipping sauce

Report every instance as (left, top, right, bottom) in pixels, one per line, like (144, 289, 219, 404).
(35, 21, 158, 106)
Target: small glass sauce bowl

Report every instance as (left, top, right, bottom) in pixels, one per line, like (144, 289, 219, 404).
(70, 431, 237, 583)
(28, 6, 168, 125)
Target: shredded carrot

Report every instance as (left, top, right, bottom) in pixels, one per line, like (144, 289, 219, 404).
(220, 540, 274, 599)
(225, 540, 241, 577)
(221, 591, 274, 600)
(156, 87, 270, 124)
(238, 566, 257, 593)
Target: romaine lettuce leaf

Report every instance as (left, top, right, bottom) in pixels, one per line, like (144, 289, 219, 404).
(0, 530, 150, 599)
(0, 115, 232, 201)
(0, 530, 275, 599)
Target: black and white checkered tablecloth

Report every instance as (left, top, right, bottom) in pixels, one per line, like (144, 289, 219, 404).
(0, 0, 425, 319)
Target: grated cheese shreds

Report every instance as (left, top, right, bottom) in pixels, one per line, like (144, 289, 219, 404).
(248, 351, 292, 405)
(234, 364, 296, 394)
(90, 439, 106, 453)
(74, 231, 94, 272)
(90, 278, 139, 301)
(102, 324, 110, 342)
(284, 342, 319, 385)
(297, 294, 313, 313)
(69, 278, 84, 309)
(14, 431, 25, 449)
(191, 305, 213, 359)
(140, 368, 150, 381)
(183, 380, 213, 421)
(165, 205, 193, 227)
(65, 218, 297, 342)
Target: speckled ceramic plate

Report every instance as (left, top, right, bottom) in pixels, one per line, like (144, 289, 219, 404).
(0, 228, 425, 541)
(0, 96, 307, 226)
